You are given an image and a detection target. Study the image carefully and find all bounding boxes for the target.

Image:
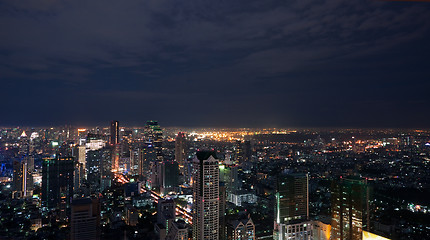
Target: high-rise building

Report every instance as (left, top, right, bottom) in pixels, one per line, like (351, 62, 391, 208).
(175, 132, 187, 175)
(166, 220, 188, 240)
(156, 199, 177, 240)
(192, 151, 219, 240)
(86, 148, 112, 193)
(330, 176, 370, 240)
(42, 157, 74, 210)
(77, 145, 86, 170)
(139, 143, 156, 184)
(235, 140, 244, 164)
(219, 161, 240, 202)
(243, 140, 252, 162)
(219, 182, 227, 240)
(12, 160, 33, 198)
(18, 131, 30, 156)
(70, 198, 101, 240)
(275, 173, 309, 224)
(125, 206, 139, 226)
(12, 131, 34, 199)
(274, 173, 311, 240)
(226, 214, 255, 240)
(161, 160, 179, 195)
(145, 120, 163, 161)
(110, 120, 119, 145)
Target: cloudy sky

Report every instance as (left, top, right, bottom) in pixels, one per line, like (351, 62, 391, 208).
(1, 0, 429, 128)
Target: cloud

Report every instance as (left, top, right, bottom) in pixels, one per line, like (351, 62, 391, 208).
(0, 0, 429, 126)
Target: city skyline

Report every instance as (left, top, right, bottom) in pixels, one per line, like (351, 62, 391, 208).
(1, 0, 430, 128)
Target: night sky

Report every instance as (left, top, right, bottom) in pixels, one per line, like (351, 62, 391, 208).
(1, 0, 430, 128)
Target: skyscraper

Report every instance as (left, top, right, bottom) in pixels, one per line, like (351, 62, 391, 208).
(192, 151, 220, 240)
(86, 148, 112, 193)
(243, 140, 252, 162)
(175, 132, 187, 175)
(235, 140, 244, 163)
(219, 161, 240, 202)
(145, 120, 163, 161)
(330, 176, 370, 240)
(219, 182, 227, 240)
(12, 160, 32, 198)
(274, 173, 311, 240)
(12, 131, 33, 199)
(70, 198, 101, 240)
(42, 157, 74, 210)
(161, 160, 179, 195)
(110, 120, 119, 145)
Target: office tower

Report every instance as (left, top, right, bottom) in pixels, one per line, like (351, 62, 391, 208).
(78, 145, 86, 170)
(166, 219, 188, 240)
(112, 144, 121, 172)
(74, 162, 85, 191)
(42, 157, 74, 209)
(243, 140, 252, 162)
(226, 215, 255, 240)
(86, 150, 102, 190)
(274, 173, 311, 240)
(330, 176, 370, 240)
(19, 131, 30, 156)
(235, 140, 244, 163)
(12, 160, 32, 198)
(156, 199, 177, 240)
(219, 182, 226, 240)
(150, 161, 163, 190)
(86, 133, 106, 151)
(192, 151, 220, 240)
(161, 160, 179, 195)
(175, 132, 187, 175)
(70, 198, 101, 240)
(312, 220, 331, 240)
(156, 199, 188, 240)
(219, 161, 240, 202)
(100, 148, 112, 191)
(125, 206, 139, 226)
(86, 148, 112, 192)
(110, 120, 119, 145)
(145, 120, 163, 161)
(139, 143, 156, 182)
(15, 131, 34, 198)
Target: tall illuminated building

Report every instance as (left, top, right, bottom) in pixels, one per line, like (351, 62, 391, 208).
(243, 140, 252, 162)
(42, 157, 74, 210)
(145, 120, 163, 161)
(219, 160, 240, 202)
(219, 182, 226, 240)
(160, 160, 179, 194)
(175, 132, 187, 175)
(330, 176, 370, 240)
(86, 148, 112, 192)
(235, 140, 244, 163)
(192, 151, 220, 240)
(110, 120, 119, 145)
(12, 160, 33, 198)
(12, 131, 33, 198)
(70, 198, 101, 240)
(274, 173, 311, 240)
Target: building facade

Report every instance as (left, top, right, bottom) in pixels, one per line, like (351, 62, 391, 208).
(192, 151, 220, 240)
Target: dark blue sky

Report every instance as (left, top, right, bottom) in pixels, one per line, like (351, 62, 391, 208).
(1, 0, 430, 128)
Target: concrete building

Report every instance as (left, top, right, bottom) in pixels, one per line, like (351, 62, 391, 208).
(192, 151, 219, 240)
